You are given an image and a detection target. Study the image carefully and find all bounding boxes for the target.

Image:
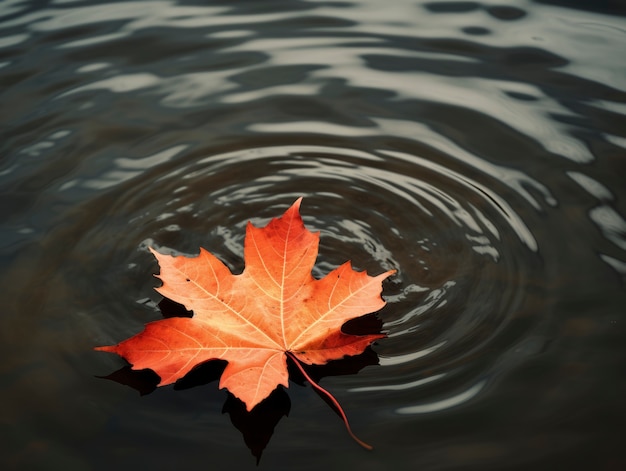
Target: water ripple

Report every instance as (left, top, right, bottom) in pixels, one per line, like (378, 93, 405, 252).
(1, 0, 625, 468)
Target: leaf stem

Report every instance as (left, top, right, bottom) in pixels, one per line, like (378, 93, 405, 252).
(285, 351, 373, 450)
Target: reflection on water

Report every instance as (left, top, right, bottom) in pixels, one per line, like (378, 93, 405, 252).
(1, 0, 625, 469)
(396, 379, 486, 414)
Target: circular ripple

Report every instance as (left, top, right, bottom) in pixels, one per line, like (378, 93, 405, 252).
(55, 140, 547, 416)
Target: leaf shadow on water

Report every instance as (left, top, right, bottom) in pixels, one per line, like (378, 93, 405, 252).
(97, 300, 383, 463)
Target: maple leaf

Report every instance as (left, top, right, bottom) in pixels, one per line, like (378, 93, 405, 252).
(96, 198, 395, 447)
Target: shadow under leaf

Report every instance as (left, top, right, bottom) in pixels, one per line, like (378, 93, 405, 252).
(223, 388, 291, 464)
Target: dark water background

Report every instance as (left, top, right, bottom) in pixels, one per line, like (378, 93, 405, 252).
(1, 0, 625, 469)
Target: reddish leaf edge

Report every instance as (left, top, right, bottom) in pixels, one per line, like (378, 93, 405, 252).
(285, 351, 374, 450)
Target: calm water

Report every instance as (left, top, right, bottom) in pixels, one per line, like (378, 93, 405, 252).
(1, 0, 625, 469)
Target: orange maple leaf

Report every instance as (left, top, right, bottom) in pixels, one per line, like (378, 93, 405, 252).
(96, 198, 394, 446)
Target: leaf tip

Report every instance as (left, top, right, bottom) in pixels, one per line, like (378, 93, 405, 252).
(286, 197, 304, 216)
(94, 344, 117, 353)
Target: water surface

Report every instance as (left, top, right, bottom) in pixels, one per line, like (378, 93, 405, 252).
(1, 0, 625, 469)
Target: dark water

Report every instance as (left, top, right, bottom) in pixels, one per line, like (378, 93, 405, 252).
(1, 0, 625, 469)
